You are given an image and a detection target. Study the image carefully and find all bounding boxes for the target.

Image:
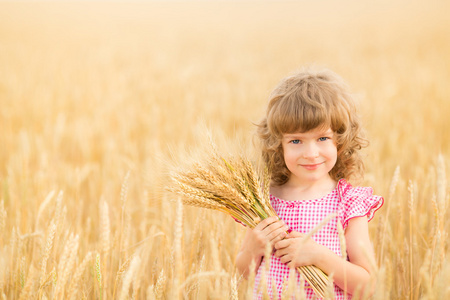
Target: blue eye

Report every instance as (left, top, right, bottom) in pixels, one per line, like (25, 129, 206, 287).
(291, 139, 300, 144)
(318, 137, 329, 142)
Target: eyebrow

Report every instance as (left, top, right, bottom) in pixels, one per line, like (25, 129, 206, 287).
(320, 130, 334, 136)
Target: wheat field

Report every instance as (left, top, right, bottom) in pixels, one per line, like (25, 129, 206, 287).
(0, 0, 449, 299)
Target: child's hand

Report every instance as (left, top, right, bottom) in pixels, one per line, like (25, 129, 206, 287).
(273, 230, 324, 268)
(243, 216, 289, 258)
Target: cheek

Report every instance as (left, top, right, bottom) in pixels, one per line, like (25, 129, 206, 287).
(326, 145, 338, 161)
(331, 149, 338, 163)
(283, 149, 296, 165)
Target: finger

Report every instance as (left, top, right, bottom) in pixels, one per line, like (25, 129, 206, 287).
(268, 225, 289, 242)
(270, 231, 287, 245)
(274, 239, 289, 250)
(287, 231, 303, 238)
(255, 216, 279, 230)
(274, 248, 288, 258)
(263, 220, 287, 236)
(279, 254, 291, 264)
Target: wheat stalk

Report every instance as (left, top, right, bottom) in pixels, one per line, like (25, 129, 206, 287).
(132, 268, 142, 300)
(172, 197, 184, 299)
(408, 181, 414, 300)
(0, 200, 6, 237)
(18, 265, 38, 300)
(35, 191, 56, 231)
(54, 191, 64, 231)
(436, 154, 447, 275)
(120, 171, 131, 260)
(378, 166, 400, 263)
(93, 253, 102, 300)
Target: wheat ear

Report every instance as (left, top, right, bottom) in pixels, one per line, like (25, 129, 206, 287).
(100, 200, 111, 254)
(39, 221, 57, 289)
(55, 234, 79, 299)
(119, 255, 141, 300)
(67, 251, 93, 300)
(154, 269, 166, 300)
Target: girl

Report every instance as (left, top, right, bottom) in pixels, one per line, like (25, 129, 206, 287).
(235, 68, 384, 299)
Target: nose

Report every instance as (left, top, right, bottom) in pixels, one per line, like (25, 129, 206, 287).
(302, 143, 319, 159)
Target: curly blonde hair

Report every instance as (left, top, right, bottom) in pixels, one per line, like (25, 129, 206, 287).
(256, 67, 368, 186)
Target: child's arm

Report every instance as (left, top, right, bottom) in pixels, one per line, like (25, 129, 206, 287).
(274, 217, 376, 296)
(235, 216, 288, 278)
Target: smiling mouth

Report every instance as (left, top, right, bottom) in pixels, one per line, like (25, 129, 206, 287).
(300, 163, 324, 170)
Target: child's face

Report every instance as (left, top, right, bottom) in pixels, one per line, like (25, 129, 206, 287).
(281, 127, 337, 185)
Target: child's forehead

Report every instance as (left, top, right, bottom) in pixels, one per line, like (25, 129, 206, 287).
(282, 127, 333, 138)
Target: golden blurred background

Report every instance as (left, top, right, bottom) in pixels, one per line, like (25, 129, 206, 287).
(0, 0, 449, 299)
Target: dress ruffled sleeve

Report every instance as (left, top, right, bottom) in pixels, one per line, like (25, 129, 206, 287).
(338, 180, 384, 229)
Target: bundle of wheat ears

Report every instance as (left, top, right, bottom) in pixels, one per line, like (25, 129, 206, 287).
(168, 148, 330, 298)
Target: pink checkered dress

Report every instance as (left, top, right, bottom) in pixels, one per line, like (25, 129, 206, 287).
(253, 179, 383, 299)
